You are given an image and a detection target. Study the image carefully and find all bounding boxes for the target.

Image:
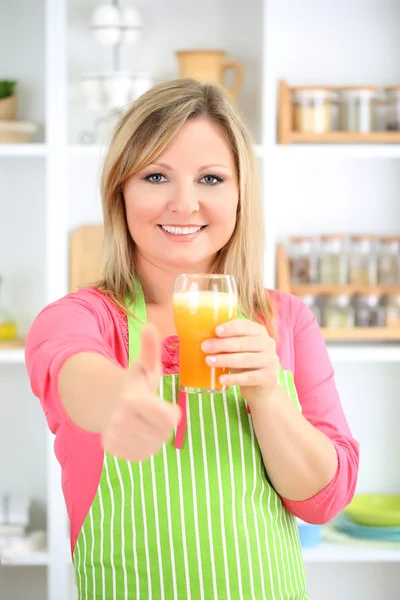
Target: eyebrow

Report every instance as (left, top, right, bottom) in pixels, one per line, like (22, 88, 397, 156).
(149, 161, 231, 172)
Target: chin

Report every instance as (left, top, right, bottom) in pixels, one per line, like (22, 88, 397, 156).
(162, 253, 215, 273)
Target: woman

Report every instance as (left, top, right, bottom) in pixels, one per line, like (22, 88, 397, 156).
(25, 78, 359, 600)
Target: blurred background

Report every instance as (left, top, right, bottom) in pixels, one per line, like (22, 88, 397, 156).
(1, 0, 400, 598)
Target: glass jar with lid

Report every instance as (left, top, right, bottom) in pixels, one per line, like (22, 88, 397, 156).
(289, 236, 318, 284)
(386, 87, 400, 131)
(298, 294, 322, 325)
(348, 234, 376, 286)
(339, 86, 380, 133)
(292, 88, 337, 134)
(323, 294, 355, 328)
(319, 234, 347, 285)
(0, 276, 17, 341)
(385, 294, 400, 328)
(354, 294, 385, 327)
(377, 236, 400, 285)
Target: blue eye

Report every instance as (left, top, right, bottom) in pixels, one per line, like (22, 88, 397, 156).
(144, 173, 167, 184)
(200, 174, 223, 185)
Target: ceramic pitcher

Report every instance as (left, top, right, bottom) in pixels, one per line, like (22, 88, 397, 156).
(176, 50, 244, 101)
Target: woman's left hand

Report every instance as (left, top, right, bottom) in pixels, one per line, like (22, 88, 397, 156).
(201, 320, 279, 406)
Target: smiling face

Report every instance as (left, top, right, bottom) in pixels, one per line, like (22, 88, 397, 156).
(123, 117, 239, 275)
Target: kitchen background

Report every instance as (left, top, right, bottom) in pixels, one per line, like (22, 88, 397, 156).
(1, 0, 400, 599)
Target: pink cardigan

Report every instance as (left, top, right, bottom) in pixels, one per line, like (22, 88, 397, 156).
(25, 287, 359, 554)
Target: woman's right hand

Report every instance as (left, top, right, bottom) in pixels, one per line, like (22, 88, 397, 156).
(101, 323, 181, 462)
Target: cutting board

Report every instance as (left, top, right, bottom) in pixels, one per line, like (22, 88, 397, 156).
(69, 224, 104, 292)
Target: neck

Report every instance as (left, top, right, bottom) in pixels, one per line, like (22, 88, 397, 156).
(135, 253, 213, 306)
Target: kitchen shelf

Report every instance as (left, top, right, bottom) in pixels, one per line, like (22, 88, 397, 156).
(276, 244, 400, 342)
(275, 144, 400, 158)
(0, 144, 47, 157)
(278, 79, 400, 146)
(0, 338, 25, 350)
(302, 542, 400, 564)
(0, 348, 25, 365)
(0, 339, 26, 365)
(291, 132, 400, 145)
(276, 242, 400, 304)
(291, 284, 400, 296)
(327, 343, 400, 363)
(0, 551, 49, 567)
(322, 328, 400, 342)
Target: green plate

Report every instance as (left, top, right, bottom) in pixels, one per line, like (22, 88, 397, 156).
(344, 494, 400, 527)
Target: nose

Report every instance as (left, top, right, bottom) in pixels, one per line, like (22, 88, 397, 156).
(166, 181, 200, 215)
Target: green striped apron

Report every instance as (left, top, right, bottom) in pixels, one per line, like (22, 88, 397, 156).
(73, 288, 309, 599)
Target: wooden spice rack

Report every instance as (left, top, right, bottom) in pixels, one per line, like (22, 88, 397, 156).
(0, 337, 25, 350)
(278, 79, 400, 145)
(276, 244, 400, 341)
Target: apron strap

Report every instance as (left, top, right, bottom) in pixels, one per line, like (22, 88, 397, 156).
(174, 391, 187, 449)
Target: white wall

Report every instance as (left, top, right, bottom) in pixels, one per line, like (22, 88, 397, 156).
(272, 158, 400, 239)
(270, 0, 400, 87)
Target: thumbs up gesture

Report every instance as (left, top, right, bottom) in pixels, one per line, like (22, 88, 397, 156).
(101, 324, 181, 462)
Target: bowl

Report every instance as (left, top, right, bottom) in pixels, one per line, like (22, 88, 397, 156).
(296, 519, 322, 548)
(344, 494, 400, 528)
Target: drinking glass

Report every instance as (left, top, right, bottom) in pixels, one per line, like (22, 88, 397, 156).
(173, 274, 238, 393)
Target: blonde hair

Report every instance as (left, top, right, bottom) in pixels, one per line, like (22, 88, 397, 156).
(95, 78, 274, 330)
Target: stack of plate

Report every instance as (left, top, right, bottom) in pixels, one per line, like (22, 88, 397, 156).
(335, 494, 400, 542)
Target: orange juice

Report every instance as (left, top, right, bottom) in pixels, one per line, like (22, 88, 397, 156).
(173, 290, 238, 392)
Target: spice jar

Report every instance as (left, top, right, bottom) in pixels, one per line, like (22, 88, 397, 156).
(386, 87, 400, 131)
(354, 294, 385, 327)
(319, 235, 346, 285)
(339, 87, 379, 133)
(298, 294, 322, 325)
(289, 236, 318, 284)
(323, 294, 355, 328)
(0, 276, 17, 341)
(292, 88, 337, 133)
(348, 234, 376, 286)
(377, 236, 400, 285)
(385, 294, 400, 328)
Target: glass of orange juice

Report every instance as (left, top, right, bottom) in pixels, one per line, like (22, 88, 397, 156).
(173, 274, 238, 393)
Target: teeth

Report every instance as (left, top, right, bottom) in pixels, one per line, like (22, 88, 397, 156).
(161, 225, 203, 235)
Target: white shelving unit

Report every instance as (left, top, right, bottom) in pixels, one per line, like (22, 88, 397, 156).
(0, 348, 25, 365)
(302, 543, 400, 564)
(276, 144, 400, 158)
(1, 1, 400, 599)
(0, 144, 48, 157)
(327, 344, 400, 364)
(1, 551, 49, 567)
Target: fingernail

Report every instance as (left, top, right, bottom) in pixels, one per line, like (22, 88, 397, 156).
(220, 375, 228, 385)
(201, 341, 211, 352)
(206, 356, 217, 365)
(215, 325, 225, 335)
